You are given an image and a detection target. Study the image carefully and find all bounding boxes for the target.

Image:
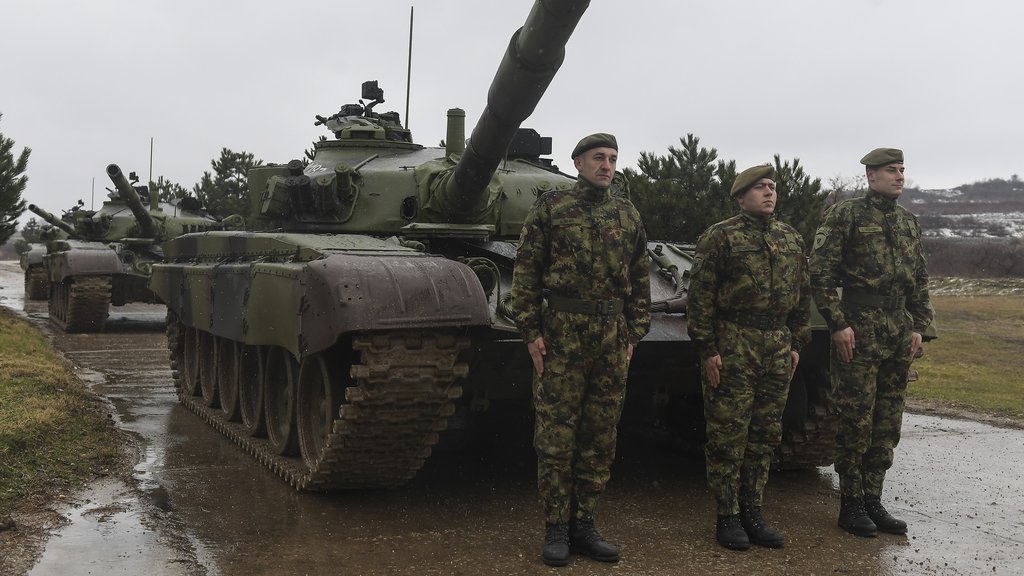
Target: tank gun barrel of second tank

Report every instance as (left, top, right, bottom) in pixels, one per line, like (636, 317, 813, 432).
(106, 164, 156, 238)
(28, 204, 75, 235)
(442, 0, 591, 218)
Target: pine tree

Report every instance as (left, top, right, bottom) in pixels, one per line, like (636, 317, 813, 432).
(626, 134, 737, 242)
(192, 148, 263, 219)
(149, 176, 192, 202)
(772, 154, 827, 247)
(0, 113, 31, 244)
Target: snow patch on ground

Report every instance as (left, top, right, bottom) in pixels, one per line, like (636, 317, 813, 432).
(929, 276, 1024, 296)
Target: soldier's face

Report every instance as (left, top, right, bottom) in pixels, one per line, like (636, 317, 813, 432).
(574, 147, 617, 188)
(867, 163, 905, 198)
(736, 178, 777, 217)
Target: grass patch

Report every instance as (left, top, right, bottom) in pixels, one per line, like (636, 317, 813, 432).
(0, 308, 121, 517)
(911, 294, 1024, 420)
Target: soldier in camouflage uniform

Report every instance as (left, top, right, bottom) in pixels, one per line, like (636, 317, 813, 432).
(687, 164, 811, 550)
(510, 133, 651, 567)
(810, 148, 933, 538)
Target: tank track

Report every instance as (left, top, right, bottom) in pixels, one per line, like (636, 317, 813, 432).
(776, 398, 838, 468)
(167, 321, 469, 491)
(49, 276, 111, 332)
(24, 266, 49, 300)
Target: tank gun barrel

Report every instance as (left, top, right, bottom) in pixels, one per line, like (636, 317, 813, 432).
(28, 204, 75, 235)
(106, 164, 156, 238)
(444, 0, 590, 217)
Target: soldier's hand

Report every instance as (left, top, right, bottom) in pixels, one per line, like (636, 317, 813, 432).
(789, 350, 800, 382)
(909, 331, 923, 360)
(626, 343, 634, 363)
(703, 354, 722, 388)
(527, 337, 546, 376)
(832, 327, 856, 363)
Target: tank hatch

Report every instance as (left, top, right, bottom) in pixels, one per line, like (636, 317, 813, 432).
(314, 81, 414, 145)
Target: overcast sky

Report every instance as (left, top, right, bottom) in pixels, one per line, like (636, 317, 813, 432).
(3, 0, 1022, 219)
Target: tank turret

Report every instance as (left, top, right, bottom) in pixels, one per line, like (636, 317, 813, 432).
(106, 164, 156, 238)
(28, 204, 75, 236)
(439, 0, 590, 218)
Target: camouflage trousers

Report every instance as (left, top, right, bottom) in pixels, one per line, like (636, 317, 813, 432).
(832, 306, 914, 498)
(534, 309, 629, 524)
(703, 322, 792, 516)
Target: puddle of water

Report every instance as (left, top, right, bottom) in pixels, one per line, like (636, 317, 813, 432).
(28, 479, 188, 576)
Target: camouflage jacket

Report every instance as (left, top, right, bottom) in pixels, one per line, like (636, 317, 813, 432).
(687, 211, 811, 359)
(809, 190, 933, 333)
(509, 179, 651, 345)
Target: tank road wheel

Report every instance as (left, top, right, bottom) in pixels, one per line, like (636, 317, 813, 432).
(217, 338, 241, 421)
(238, 345, 266, 437)
(181, 327, 202, 397)
(165, 311, 186, 388)
(264, 347, 300, 456)
(48, 276, 111, 332)
(25, 266, 49, 300)
(168, 330, 472, 490)
(198, 331, 219, 408)
(297, 352, 345, 470)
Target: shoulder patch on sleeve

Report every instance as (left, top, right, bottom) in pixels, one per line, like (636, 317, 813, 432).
(813, 227, 830, 251)
(691, 256, 704, 275)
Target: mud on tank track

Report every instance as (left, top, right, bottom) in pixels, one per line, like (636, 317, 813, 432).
(48, 275, 111, 332)
(166, 316, 471, 490)
(24, 265, 49, 300)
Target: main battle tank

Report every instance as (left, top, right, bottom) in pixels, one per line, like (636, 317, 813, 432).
(34, 165, 222, 332)
(15, 216, 70, 300)
(150, 0, 836, 491)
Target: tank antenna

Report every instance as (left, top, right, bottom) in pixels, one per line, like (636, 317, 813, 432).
(405, 5, 414, 129)
(149, 137, 154, 189)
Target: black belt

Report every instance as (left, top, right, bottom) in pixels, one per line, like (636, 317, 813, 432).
(547, 294, 624, 316)
(842, 289, 906, 311)
(720, 310, 788, 331)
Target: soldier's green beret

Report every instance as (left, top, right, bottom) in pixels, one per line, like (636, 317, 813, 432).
(571, 133, 618, 159)
(860, 147, 904, 167)
(731, 164, 775, 197)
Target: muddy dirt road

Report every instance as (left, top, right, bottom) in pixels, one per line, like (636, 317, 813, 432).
(1, 261, 1021, 575)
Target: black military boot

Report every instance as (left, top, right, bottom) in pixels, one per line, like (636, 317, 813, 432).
(838, 497, 878, 537)
(739, 503, 785, 548)
(864, 495, 908, 535)
(715, 514, 751, 550)
(570, 519, 619, 563)
(542, 522, 570, 567)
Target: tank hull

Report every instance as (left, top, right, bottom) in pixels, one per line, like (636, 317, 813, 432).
(152, 231, 494, 488)
(19, 243, 50, 300)
(43, 240, 164, 332)
(152, 232, 492, 356)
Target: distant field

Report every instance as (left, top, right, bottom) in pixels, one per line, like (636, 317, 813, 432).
(911, 278, 1024, 421)
(928, 275, 1024, 296)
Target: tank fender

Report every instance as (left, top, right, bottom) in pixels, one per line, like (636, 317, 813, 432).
(20, 245, 47, 271)
(296, 253, 492, 357)
(44, 247, 122, 282)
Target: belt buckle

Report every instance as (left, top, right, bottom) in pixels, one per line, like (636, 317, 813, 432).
(594, 300, 607, 315)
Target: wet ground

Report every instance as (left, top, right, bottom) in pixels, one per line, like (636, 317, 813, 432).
(1, 261, 1022, 575)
